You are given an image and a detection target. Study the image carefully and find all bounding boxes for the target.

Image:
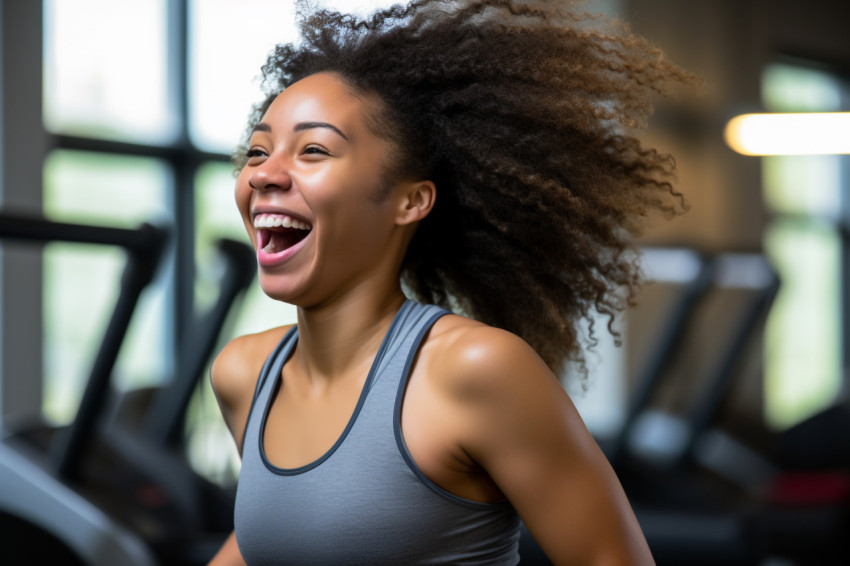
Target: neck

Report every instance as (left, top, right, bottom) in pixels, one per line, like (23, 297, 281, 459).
(292, 284, 407, 384)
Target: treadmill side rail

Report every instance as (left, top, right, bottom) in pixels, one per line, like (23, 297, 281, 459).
(0, 439, 157, 566)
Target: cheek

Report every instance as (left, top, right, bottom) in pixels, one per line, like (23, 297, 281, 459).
(234, 176, 255, 232)
(234, 174, 252, 212)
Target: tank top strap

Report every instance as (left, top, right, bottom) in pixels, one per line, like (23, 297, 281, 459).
(365, 300, 450, 399)
(253, 325, 298, 402)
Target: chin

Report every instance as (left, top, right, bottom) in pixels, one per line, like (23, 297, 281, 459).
(256, 275, 304, 305)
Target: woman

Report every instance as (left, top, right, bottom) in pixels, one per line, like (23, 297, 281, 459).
(210, 1, 694, 564)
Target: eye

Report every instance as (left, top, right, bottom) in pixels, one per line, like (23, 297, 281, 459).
(246, 147, 267, 158)
(245, 147, 268, 164)
(302, 145, 330, 156)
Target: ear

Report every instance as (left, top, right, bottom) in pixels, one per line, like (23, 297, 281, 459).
(395, 179, 436, 226)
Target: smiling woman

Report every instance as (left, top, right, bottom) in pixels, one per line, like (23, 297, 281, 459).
(209, 1, 695, 565)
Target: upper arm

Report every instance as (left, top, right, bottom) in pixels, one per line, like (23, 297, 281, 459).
(209, 337, 256, 454)
(447, 329, 653, 566)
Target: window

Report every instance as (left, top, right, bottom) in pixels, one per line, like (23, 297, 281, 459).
(43, 0, 177, 425)
(42, 151, 173, 421)
(760, 62, 848, 429)
(43, 0, 174, 145)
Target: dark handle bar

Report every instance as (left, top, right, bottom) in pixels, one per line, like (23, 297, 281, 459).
(1, 211, 170, 480)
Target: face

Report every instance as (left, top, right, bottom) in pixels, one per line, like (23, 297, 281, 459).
(235, 72, 413, 307)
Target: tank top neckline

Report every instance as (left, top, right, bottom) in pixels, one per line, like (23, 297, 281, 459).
(258, 300, 414, 476)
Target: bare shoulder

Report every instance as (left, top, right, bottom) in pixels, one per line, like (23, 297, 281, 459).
(420, 314, 585, 456)
(423, 314, 558, 400)
(210, 325, 293, 440)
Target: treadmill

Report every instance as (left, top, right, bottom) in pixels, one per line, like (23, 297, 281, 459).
(0, 213, 255, 565)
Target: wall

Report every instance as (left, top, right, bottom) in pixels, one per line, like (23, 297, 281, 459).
(626, 0, 850, 251)
(620, 0, 850, 431)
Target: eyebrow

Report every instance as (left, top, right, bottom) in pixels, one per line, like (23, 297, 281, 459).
(251, 121, 349, 141)
(294, 121, 349, 141)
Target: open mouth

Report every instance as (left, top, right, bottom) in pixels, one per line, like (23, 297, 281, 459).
(254, 213, 312, 254)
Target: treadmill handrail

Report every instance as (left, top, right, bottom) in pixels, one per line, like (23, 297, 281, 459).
(606, 248, 716, 467)
(0, 212, 166, 253)
(0, 211, 170, 481)
(144, 238, 256, 447)
(679, 256, 781, 467)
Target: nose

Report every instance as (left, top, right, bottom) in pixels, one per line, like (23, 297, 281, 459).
(248, 154, 292, 192)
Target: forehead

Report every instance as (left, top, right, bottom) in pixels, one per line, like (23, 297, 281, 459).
(261, 72, 371, 133)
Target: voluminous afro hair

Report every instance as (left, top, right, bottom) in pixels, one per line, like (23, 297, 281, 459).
(237, 0, 696, 379)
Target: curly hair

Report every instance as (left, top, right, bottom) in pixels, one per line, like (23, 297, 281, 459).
(235, 0, 696, 378)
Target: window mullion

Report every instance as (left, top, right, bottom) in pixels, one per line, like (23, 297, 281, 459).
(168, 0, 194, 352)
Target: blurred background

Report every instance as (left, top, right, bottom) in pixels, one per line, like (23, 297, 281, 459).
(0, 0, 848, 564)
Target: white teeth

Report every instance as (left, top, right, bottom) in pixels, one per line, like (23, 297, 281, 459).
(253, 213, 311, 230)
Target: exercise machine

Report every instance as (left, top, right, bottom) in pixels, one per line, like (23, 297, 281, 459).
(0, 212, 168, 565)
(0, 212, 255, 565)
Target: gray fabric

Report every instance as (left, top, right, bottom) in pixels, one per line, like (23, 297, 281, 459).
(235, 300, 521, 565)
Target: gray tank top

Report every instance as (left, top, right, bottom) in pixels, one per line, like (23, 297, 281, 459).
(234, 300, 521, 565)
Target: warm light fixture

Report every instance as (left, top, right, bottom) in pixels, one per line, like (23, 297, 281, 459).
(724, 112, 850, 156)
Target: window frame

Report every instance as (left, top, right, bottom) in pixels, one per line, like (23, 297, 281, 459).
(0, 0, 232, 426)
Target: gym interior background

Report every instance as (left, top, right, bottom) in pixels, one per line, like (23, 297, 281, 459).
(1, 0, 849, 564)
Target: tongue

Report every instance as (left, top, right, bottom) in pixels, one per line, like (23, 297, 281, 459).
(262, 228, 308, 254)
